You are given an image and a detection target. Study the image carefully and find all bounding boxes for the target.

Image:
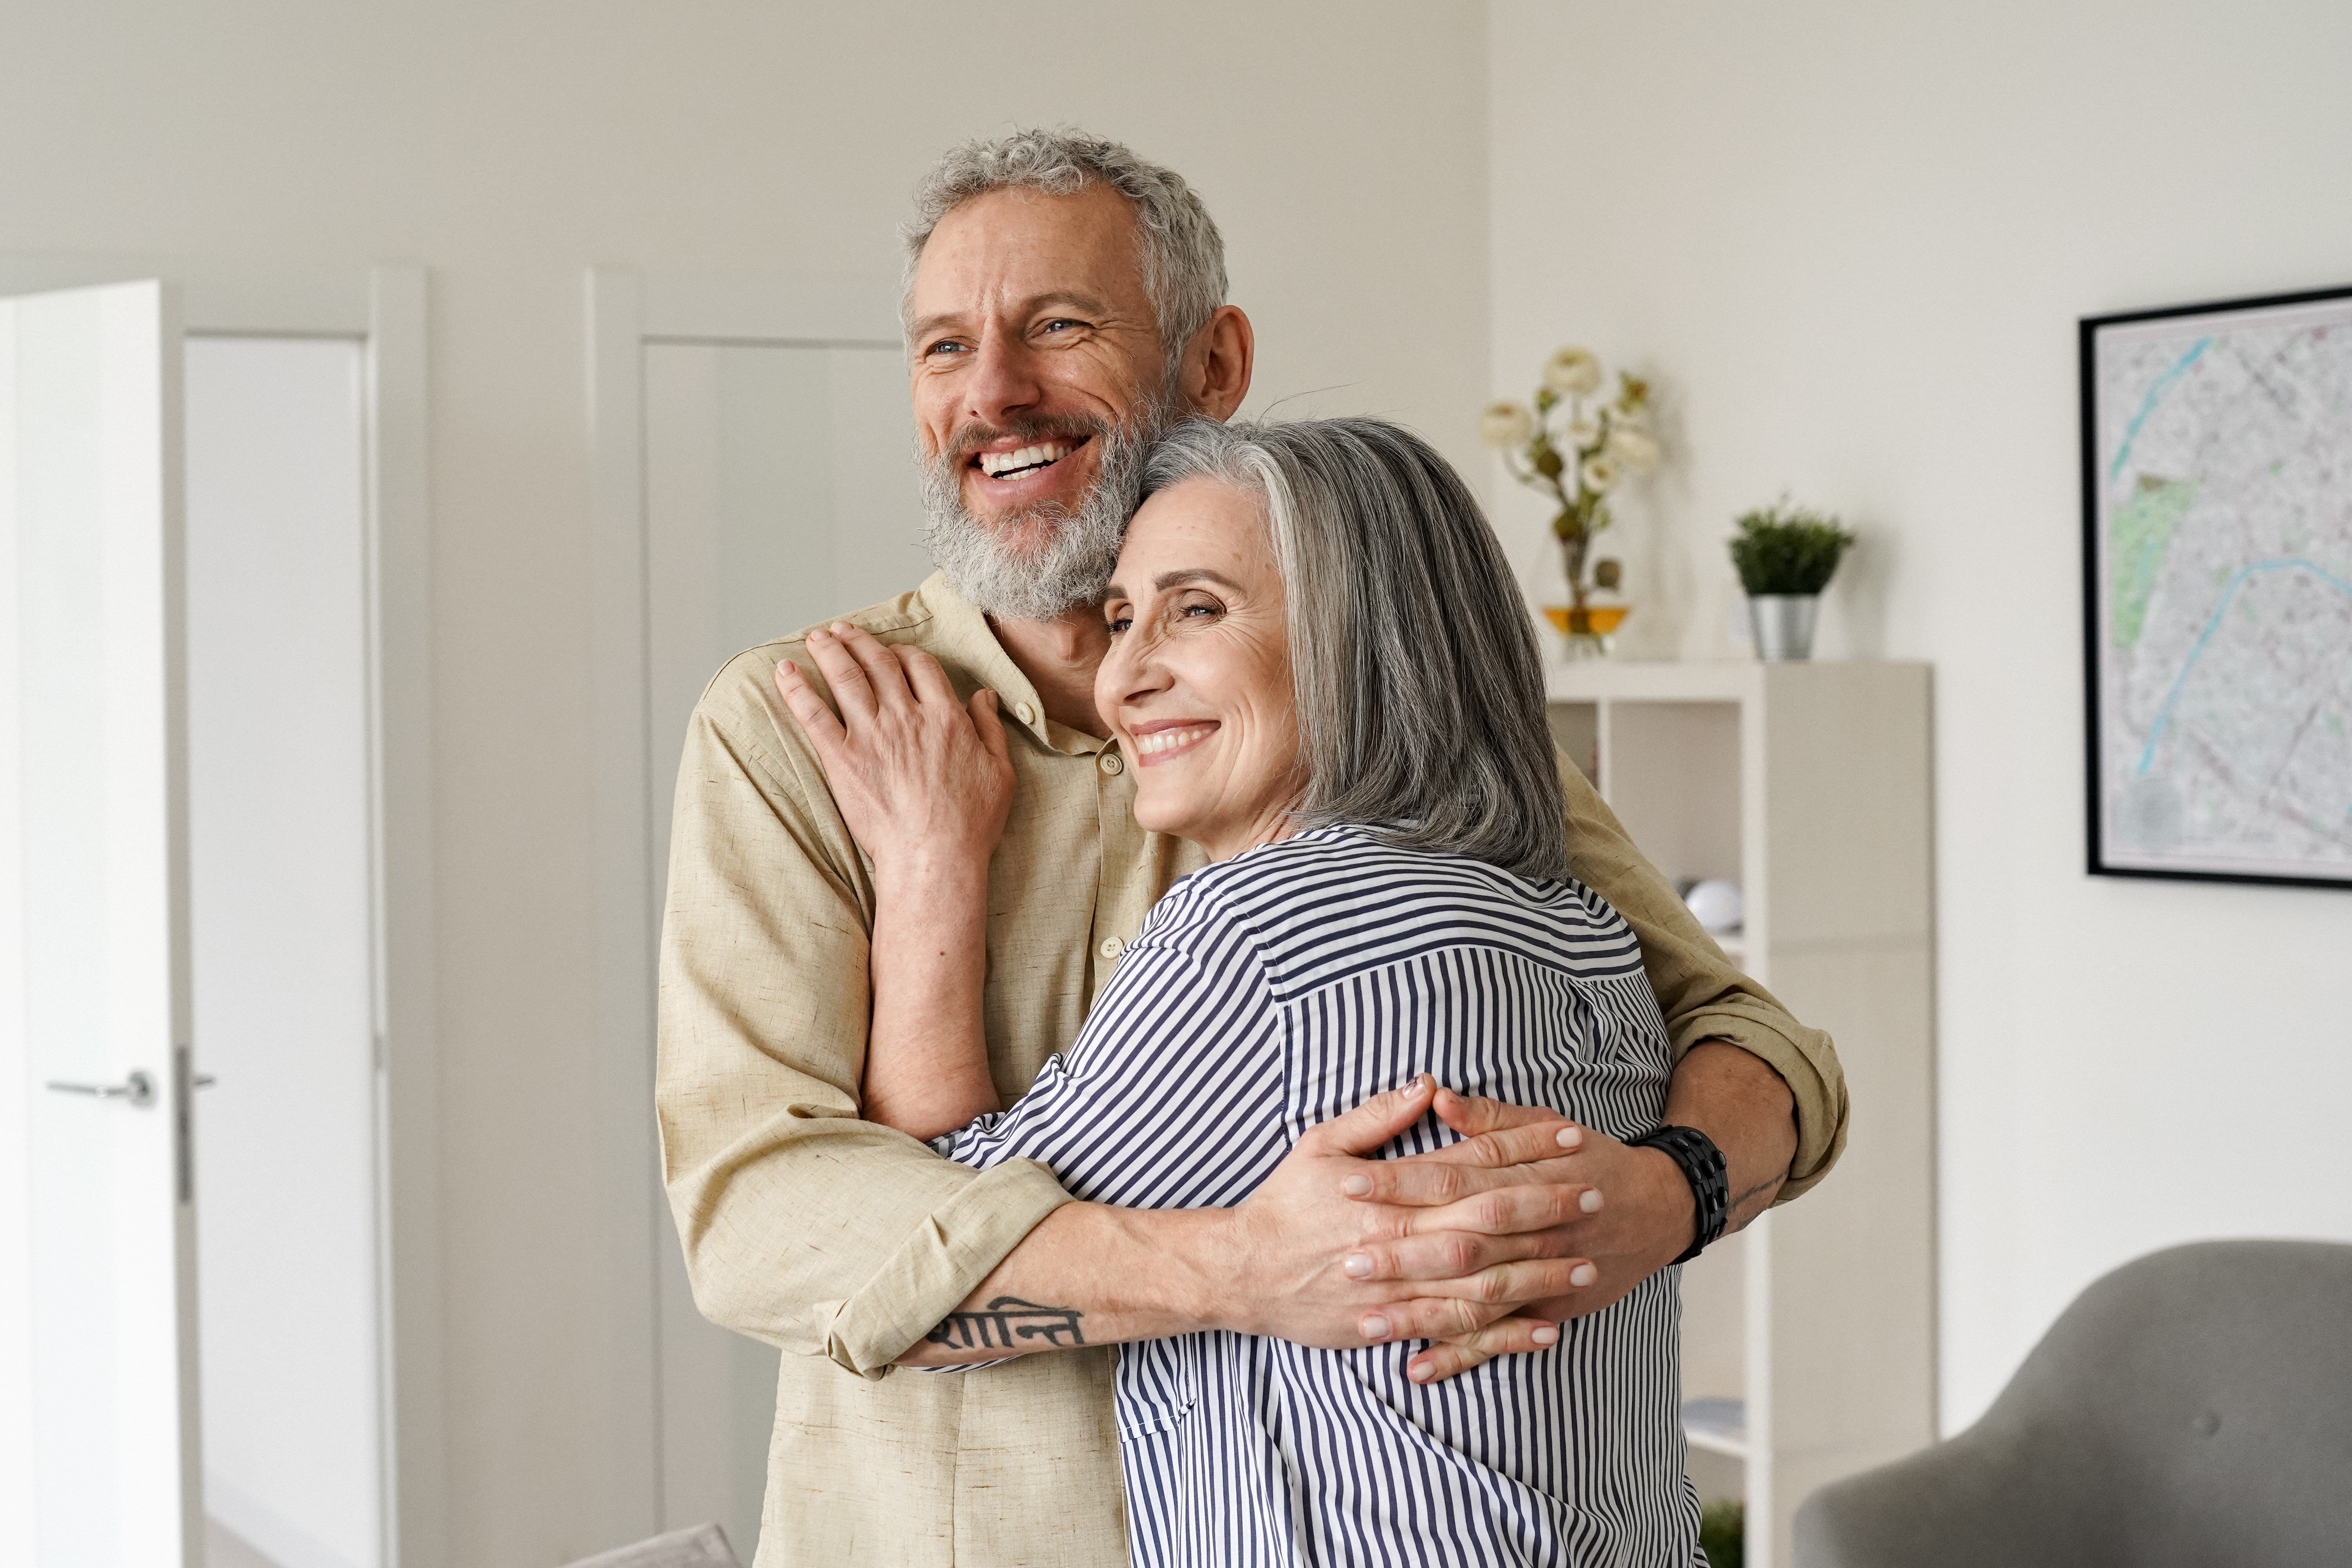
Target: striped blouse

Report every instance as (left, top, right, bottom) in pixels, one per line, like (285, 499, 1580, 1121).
(933, 828, 1704, 1568)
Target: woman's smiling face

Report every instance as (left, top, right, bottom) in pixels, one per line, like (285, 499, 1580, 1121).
(1096, 477, 1303, 861)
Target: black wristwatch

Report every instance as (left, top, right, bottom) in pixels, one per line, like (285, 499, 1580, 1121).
(1626, 1124, 1730, 1264)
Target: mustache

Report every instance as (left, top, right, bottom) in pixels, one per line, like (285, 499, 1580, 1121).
(938, 414, 1112, 466)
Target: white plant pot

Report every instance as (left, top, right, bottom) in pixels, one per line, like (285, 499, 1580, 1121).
(1747, 595, 1819, 662)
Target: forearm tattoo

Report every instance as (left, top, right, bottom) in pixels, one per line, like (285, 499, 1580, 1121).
(925, 1296, 1087, 1352)
(1728, 1174, 1784, 1227)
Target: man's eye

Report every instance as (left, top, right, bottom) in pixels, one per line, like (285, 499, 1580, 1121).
(924, 339, 969, 358)
(1040, 319, 1085, 336)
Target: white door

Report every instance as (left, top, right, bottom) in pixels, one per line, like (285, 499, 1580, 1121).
(0, 280, 202, 1564)
(185, 335, 380, 1568)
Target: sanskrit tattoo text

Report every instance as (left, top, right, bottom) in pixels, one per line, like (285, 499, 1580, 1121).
(925, 1296, 1088, 1352)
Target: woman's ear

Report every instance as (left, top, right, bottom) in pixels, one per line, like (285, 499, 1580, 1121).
(1181, 305, 1254, 421)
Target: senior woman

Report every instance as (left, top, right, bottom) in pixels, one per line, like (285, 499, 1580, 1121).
(781, 418, 1701, 1568)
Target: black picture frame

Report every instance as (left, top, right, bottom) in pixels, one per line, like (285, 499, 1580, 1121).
(2080, 282, 2352, 890)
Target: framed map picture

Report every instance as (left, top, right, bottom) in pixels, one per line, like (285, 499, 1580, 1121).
(2081, 284, 2352, 888)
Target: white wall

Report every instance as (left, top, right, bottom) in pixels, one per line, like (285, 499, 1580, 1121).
(186, 338, 380, 1568)
(1489, 0, 2352, 1432)
(0, 5, 1491, 1562)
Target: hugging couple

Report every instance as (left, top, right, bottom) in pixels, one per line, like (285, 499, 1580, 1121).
(656, 127, 1848, 1568)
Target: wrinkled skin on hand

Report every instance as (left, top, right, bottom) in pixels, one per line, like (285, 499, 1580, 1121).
(775, 621, 1014, 872)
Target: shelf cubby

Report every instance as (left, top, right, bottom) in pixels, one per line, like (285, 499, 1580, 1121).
(1548, 658, 1936, 1568)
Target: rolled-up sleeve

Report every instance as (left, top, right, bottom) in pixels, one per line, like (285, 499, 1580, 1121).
(655, 655, 1074, 1379)
(1557, 753, 1849, 1200)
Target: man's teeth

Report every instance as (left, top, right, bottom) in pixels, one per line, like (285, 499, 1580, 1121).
(978, 441, 1072, 477)
(1134, 725, 1214, 756)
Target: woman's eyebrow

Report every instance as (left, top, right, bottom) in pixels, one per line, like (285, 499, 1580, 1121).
(1153, 568, 1243, 592)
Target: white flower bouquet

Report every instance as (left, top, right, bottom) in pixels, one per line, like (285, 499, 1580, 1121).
(1480, 348, 1662, 640)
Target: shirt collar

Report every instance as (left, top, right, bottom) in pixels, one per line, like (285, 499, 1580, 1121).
(913, 572, 1109, 758)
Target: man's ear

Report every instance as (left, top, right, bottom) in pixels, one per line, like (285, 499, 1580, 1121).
(1179, 305, 1254, 421)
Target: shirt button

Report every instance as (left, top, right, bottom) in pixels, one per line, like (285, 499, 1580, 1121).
(1014, 701, 1037, 726)
(1098, 936, 1123, 960)
(1099, 751, 1124, 776)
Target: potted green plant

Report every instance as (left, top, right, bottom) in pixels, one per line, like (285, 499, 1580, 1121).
(1699, 1499, 1744, 1568)
(1480, 347, 1663, 657)
(1727, 499, 1857, 662)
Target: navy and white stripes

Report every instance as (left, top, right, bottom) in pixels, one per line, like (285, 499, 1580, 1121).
(938, 828, 1704, 1567)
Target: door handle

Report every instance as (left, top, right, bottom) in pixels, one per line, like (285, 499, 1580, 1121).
(46, 1070, 156, 1107)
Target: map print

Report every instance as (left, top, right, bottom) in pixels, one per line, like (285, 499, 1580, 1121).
(2089, 292, 2352, 884)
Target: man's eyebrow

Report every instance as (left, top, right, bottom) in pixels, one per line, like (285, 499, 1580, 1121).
(906, 310, 964, 344)
(1025, 291, 1116, 319)
(907, 292, 1121, 345)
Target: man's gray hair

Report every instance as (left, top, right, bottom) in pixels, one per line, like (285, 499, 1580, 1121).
(1142, 418, 1569, 882)
(903, 127, 1229, 358)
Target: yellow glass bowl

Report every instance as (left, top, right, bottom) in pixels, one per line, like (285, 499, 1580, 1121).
(1543, 605, 1630, 636)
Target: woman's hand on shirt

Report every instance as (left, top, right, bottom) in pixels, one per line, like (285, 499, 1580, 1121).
(1341, 1085, 1699, 1344)
(775, 622, 1013, 878)
(1356, 1043, 1798, 1375)
(1213, 1076, 1607, 1378)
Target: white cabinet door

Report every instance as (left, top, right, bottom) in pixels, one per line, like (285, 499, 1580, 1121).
(0, 280, 201, 1567)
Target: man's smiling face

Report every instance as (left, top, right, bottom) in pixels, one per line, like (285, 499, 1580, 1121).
(906, 183, 1172, 617)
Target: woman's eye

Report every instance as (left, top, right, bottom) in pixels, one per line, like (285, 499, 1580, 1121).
(1181, 602, 1220, 619)
(1104, 615, 1132, 635)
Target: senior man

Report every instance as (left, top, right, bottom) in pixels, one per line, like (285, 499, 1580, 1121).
(658, 128, 1847, 1567)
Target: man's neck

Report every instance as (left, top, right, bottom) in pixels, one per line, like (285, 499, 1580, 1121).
(989, 608, 1112, 739)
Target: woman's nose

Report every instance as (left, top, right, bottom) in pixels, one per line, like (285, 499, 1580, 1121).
(1098, 620, 1173, 711)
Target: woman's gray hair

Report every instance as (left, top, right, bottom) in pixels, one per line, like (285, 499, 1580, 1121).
(903, 127, 1228, 361)
(1142, 418, 1568, 882)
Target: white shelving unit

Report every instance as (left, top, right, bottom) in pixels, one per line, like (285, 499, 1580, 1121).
(1547, 659, 1936, 1568)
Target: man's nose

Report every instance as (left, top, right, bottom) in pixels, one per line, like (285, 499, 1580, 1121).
(964, 330, 1046, 429)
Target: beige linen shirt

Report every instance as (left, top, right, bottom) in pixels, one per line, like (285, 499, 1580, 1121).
(657, 573, 1847, 1568)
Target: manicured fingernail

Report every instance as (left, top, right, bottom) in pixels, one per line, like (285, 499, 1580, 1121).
(1408, 1361, 1434, 1383)
(1555, 1125, 1582, 1149)
(807, 628, 828, 642)
(1570, 1263, 1598, 1287)
(1532, 1325, 1559, 1346)
(831, 620, 853, 633)
(1343, 1254, 1374, 1279)
(1579, 1189, 1603, 1214)
(1341, 1175, 1373, 1198)
(1359, 1315, 1390, 1340)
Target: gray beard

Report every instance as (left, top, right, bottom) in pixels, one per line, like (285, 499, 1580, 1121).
(918, 405, 1166, 622)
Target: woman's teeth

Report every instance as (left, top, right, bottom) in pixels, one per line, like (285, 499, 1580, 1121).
(1134, 725, 1215, 756)
(978, 442, 1071, 479)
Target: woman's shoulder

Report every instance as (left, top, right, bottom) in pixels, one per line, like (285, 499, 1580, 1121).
(1163, 827, 1404, 909)
(1187, 826, 1579, 911)
(1157, 828, 1641, 992)
(1134, 829, 1379, 950)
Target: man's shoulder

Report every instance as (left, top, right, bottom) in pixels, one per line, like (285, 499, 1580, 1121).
(695, 581, 946, 730)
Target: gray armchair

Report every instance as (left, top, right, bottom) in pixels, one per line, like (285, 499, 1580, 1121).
(1796, 1239, 2352, 1567)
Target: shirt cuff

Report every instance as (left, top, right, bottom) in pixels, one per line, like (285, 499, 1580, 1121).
(1668, 1002, 1850, 1203)
(816, 1157, 1075, 1378)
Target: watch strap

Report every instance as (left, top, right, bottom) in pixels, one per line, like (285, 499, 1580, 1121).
(1627, 1123, 1730, 1264)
